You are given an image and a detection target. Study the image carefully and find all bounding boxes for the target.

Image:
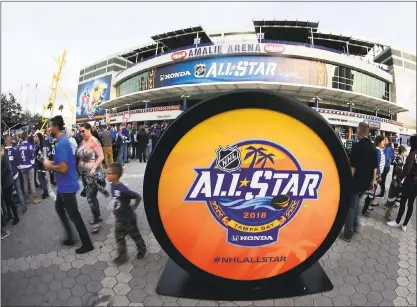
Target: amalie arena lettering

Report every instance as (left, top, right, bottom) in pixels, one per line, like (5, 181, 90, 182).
(170, 43, 285, 61)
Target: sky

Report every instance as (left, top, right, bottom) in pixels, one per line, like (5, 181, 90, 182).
(1, 1, 416, 120)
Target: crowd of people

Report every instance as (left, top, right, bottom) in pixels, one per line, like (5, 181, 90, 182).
(340, 122, 417, 242)
(1, 117, 416, 261)
(0, 117, 170, 261)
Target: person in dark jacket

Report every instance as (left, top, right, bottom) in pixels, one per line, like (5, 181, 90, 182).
(136, 128, 148, 163)
(1, 147, 19, 225)
(388, 135, 417, 232)
(34, 133, 49, 199)
(131, 127, 137, 161)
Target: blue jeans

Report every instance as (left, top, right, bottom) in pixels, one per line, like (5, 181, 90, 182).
(118, 144, 128, 164)
(343, 191, 365, 238)
(146, 141, 152, 159)
(123, 143, 128, 162)
(13, 176, 27, 212)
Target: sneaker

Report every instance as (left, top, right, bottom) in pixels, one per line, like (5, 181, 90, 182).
(401, 225, 407, 232)
(376, 193, 384, 198)
(387, 221, 401, 228)
(1, 230, 10, 240)
(12, 217, 20, 226)
(339, 233, 352, 242)
(394, 203, 400, 208)
(23, 208, 28, 214)
(137, 252, 146, 259)
(80, 189, 86, 197)
(384, 206, 389, 210)
(41, 194, 49, 199)
(75, 244, 94, 254)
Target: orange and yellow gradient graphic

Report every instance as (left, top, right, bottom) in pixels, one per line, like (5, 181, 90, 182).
(158, 109, 340, 280)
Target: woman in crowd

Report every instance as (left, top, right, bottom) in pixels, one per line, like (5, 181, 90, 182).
(388, 135, 417, 232)
(378, 137, 394, 197)
(77, 123, 108, 234)
(34, 133, 49, 199)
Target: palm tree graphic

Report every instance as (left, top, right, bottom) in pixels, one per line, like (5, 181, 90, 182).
(244, 146, 267, 168)
(256, 152, 275, 168)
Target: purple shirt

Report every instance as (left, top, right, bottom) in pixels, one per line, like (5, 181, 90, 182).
(4, 146, 20, 180)
(18, 141, 35, 172)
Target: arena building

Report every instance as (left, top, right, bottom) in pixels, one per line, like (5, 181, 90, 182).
(75, 20, 416, 145)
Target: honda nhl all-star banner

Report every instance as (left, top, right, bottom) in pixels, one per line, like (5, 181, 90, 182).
(154, 56, 328, 88)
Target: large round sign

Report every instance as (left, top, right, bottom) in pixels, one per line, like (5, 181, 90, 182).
(144, 90, 351, 286)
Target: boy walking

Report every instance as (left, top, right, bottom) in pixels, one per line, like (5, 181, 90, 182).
(107, 162, 146, 264)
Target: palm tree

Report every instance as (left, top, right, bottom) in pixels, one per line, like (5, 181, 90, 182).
(256, 153, 275, 168)
(244, 146, 267, 168)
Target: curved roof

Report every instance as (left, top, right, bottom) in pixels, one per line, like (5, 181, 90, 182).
(116, 20, 390, 64)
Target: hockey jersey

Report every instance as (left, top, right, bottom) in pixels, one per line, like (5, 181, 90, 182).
(18, 141, 35, 172)
(4, 146, 20, 180)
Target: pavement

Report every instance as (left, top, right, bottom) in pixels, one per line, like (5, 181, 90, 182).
(1, 162, 416, 307)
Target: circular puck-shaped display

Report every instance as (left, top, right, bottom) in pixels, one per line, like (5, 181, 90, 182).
(144, 90, 351, 286)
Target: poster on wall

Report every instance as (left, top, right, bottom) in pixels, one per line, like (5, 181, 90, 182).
(76, 74, 112, 123)
(154, 56, 327, 89)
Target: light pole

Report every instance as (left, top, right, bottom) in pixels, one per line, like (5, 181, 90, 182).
(181, 95, 190, 111)
(311, 96, 322, 108)
(374, 107, 379, 117)
(347, 101, 355, 112)
(143, 100, 150, 110)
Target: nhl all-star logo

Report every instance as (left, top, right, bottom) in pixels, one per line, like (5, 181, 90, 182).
(194, 64, 206, 78)
(216, 145, 241, 173)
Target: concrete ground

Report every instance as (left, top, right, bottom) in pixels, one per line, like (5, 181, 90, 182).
(1, 162, 416, 306)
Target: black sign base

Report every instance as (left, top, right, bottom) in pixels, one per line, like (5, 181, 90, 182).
(156, 259, 333, 301)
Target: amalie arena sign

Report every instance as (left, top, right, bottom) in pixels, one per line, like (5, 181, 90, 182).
(170, 43, 285, 61)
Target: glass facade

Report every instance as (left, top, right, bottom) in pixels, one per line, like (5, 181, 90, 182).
(327, 64, 390, 100)
(117, 71, 149, 97)
(116, 57, 391, 101)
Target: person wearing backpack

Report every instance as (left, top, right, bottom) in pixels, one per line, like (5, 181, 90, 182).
(388, 135, 417, 232)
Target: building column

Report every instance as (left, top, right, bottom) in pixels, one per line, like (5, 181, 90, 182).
(181, 95, 189, 111)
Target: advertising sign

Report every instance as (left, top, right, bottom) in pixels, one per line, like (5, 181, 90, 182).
(154, 56, 327, 89)
(170, 43, 284, 62)
(76, 74, 112, 123)
(144, 90, 351, 288)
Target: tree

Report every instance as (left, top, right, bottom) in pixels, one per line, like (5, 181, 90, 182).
(1, 93, 24, 131)
(256, 153, 275, 168)
(244, 146, 267, 168)
(21, 110, 43, 129)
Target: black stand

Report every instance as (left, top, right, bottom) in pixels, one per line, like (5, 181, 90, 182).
(156, 259, 333, 301)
